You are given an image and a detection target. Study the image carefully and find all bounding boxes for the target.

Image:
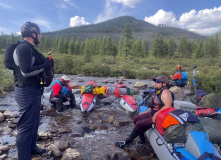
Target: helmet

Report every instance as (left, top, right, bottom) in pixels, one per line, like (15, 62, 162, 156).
(176, 65, 182, 70)
(21, 22, 41, 37)
(61, 75, 71, 82)
(153, 75, 169, 84)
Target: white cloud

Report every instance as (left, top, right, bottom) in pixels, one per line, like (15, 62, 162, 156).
(69, 16, 90, 27)
(0, 2, 14, 9)
(95, 0, 126, 23)
(64, 0, 75, 7)
(111, 0, 142, 8)
(32, 19, 52, 30)
(144, 6, 221, 35)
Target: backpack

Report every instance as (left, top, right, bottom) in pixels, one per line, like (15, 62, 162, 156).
(4, 41, 22, 70)
(51, 80, 69, 96)
(82, 84, 94, 94)
(177, 71, 188, 86)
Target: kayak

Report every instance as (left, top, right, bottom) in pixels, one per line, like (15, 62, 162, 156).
(80, 94, 96, 112)
(119, 95, 137, 112)
(146, 127, 221, 160)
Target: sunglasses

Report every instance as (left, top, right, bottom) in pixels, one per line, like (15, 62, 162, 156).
(155, 80, 162, 83)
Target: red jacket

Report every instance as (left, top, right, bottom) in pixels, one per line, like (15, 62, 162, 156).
(51, 82, 72, 97)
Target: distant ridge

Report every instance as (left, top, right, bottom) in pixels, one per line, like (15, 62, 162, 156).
(44, 16, 206, 42)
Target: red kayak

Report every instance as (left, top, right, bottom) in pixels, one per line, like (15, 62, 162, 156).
(80, 94, 96, 112)
(119, 95, 137, 112)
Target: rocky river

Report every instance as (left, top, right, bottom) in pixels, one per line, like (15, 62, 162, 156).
(0, 74, 162, 160)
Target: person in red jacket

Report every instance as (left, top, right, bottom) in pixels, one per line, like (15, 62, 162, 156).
(169, 65, 188, 87)
(49, 75, 76, 114)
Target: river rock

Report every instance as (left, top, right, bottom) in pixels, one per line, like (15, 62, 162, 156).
(12, 118, 19, 124)
(0, 127, 13, 135)
(169, 86, 192, 101)
(198, 93, 221, 110)
(38, 131, 48, 139)
(61, 148, 83, 160)
(0, 112, 4, 122)
(48, 144, 62, 157)
(106, 116, 114, 123)
(70, 83, 81, 89)
(133, 81, 148, 88)
(4, 110, 17, 118)
(0, 154, 7, 160)
(0, 146, 9, 151)
(113, 120, 131, 127)
(132, 88, 139, 95)
(54, 140, 69, 151)
(58, 127, 72, 133)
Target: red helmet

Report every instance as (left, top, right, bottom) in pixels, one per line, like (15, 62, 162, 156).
(176, 65, 182, 70)
(61, 75, 71, 82)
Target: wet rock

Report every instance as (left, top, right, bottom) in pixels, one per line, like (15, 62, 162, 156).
(70, 83, 81, 89)
(8, 123, 17, 129)
(113, 120, 131, 128)
(78, 79, 84, 82)
(77, 74, 84, 77)
(48, 144, 62, 157)
(0, 154, 7, 160)
(58, 127, 72, 133)
(54, 140, 69, 151)
(0, 127, 13, 135)
(12, 118, 19, 124)
(50, 127, 58, 133)
(118, 76, 125, 81)
(4, 110, 17, 118)
(0, 109, 6, 113)
(38, 131, 48, 139)
(0, 146, 9, 151)
(106, 116, 114, 123)
(69, 130, 82, 138)
(134, 81, 148, 88)
(132, 88, 139, 95)
(61, 148, 83, 160)
(103, 80, 108, 83)
(0, 112, 4, 122)
(92, 115, 99, 119)
(12, 131, 17, 137)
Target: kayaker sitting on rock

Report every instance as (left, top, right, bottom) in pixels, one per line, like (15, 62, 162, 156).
(49, 75, 76, 114)
(169, 65, 188, 87)
(115, 75, 174, 149)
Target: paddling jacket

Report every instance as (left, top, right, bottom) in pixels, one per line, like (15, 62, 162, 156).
(50, 81, 72, 98)
(151, 89, 174, 115)
(13, 41, 45, 87)
(172, 70, 188, 87)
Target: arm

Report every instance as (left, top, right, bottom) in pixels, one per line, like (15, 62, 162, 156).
(15, 44, 44, 77)
(152, 90, 173, 123)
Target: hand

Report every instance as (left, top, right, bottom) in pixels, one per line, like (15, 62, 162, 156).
(43, 58, 54, 69)
(152, 114, 157, 123)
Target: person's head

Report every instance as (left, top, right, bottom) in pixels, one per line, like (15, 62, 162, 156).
(153, 75, 169, 89)
(61, 75, 71, 86)
(21, 22, 41, 46)
(176, 65, 182, 71)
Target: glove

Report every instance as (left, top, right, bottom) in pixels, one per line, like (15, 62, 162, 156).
(43, 58, 54, 70)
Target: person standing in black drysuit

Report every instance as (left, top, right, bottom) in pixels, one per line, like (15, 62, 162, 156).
(13, 22, 54, 160)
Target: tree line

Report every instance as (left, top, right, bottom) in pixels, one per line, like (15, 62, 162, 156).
(0, 23, 220, 60)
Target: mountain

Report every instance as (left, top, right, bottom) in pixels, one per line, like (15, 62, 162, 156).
(44, 16, 206, 42)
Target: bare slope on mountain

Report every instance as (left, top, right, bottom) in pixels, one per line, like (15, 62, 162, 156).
(45, 16, 206, 42)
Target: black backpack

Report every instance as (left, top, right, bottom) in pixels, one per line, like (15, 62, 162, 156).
(4, 41, 22, 70)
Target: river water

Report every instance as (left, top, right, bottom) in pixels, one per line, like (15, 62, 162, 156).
(0, 75, 158, 160)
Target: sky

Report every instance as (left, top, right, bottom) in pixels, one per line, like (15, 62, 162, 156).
(0, 0, 221, 36)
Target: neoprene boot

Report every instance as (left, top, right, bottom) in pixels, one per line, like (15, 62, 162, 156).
(115, 128, 140, 149)
(32, 147, 46, 155)
(137, 133, 146, 144)
(56, 98, 63, 112)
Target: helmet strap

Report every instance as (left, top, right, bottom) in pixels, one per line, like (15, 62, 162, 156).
(31, 33, 39, 46)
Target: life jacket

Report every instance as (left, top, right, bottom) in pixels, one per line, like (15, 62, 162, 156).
(175, 71, 188, 86)
(51, 80, 69, 96)
(151, 89, 174, 115)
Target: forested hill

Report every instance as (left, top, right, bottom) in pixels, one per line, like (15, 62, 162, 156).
(44, 16, 206, 42)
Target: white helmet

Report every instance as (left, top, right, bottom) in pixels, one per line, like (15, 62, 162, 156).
(61, 75, 71, 82)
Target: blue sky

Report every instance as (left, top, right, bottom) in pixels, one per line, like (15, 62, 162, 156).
(0, 0, 221, 36)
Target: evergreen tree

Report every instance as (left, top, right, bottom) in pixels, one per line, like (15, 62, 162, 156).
(68, 38, 75, 54)
(141, 38, 149, 57)
(118, 36, 124, 56)
(74, 39, 80, 54)
(132, 39, 142, 57)
(63, 39, 69, 54)
(178, 36, 188, 58)
(57, 37, 64, 53)
(193, 39, 203, 59)
(167, 36, 176, 57)
(122, 23, 134, 57)
(80, 41, 85, 55)
(83, 39, 92, 62)
(44, 35, 50, 51)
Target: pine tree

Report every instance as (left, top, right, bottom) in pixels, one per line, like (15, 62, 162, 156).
(141, 38, 149, 57)
(122, 23, 134, 57)
(68, 38, 75, 54)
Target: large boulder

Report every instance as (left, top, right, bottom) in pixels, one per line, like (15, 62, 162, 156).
(70, 83, 81, 89)
(133, 81, 148, 89)
(169, 86, 193, 101)
(198, 93, 221, 110)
